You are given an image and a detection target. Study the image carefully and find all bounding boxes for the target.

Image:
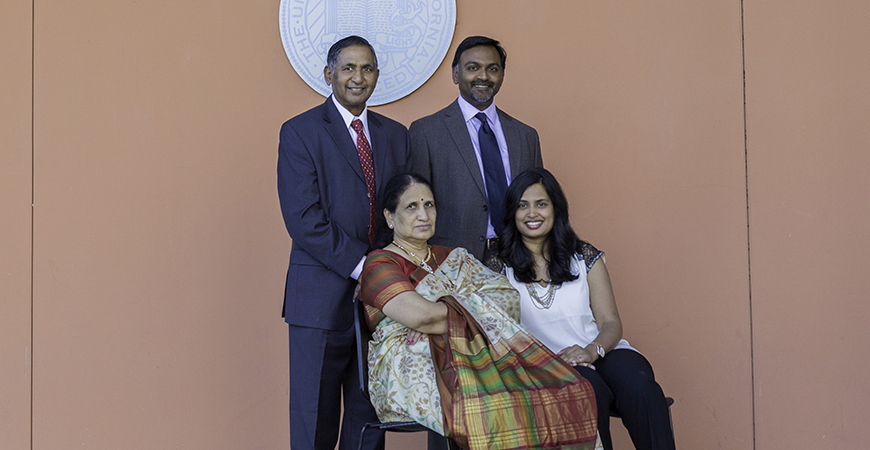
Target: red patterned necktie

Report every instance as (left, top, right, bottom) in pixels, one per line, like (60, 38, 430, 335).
(351, 118, 377, 245)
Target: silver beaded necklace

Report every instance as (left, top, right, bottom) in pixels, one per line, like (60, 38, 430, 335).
(525, 281, 558, 309)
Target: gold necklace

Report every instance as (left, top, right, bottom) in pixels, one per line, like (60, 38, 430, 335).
(392, 241, 435, 274)
(525, 281, 558, 309)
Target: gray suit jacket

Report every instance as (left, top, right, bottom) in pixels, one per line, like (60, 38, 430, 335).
(409, 100, 543, 259)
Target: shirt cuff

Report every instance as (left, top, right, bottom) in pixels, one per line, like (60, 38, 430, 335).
(350, 256, 367, 280)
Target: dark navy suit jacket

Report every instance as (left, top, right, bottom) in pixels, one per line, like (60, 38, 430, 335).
(278, 97, 410, 330)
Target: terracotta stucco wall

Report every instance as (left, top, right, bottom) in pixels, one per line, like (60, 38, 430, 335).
(1, 0, 33, 449)
(28, 1, 293, 448)
(744, 1, 870, 447)
(1, 1, 868, 449)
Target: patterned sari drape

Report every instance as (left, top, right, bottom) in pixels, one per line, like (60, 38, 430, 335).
(364, 247, 599, 450)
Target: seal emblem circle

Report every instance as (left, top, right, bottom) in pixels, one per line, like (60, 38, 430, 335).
(279, 0, 456, 106)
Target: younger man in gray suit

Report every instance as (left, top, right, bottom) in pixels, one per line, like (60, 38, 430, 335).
(409, 36, 543, 266)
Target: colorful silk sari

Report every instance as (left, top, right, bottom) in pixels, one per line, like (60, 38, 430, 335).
(361, 246, 600, 450)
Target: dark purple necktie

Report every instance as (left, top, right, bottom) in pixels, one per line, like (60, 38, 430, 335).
(476, 112, 508, 234)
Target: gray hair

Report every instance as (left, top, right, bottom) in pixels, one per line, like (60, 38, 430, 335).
(326, 35, 378, 71)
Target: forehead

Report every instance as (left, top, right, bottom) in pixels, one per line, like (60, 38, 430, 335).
(458, 45, 501, 67)
(520, 183, 550, 201)
(336, 45, 376, 65)
(399, 183, 434, 202)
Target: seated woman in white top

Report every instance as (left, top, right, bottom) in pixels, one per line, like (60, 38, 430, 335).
(498, 168, 676, 450)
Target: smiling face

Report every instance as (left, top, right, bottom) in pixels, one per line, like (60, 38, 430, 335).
(323, 45, 378, 116)
(385, 183, 437, 247)
(452, 45, 504, 110)
(514, 183, 554, 244)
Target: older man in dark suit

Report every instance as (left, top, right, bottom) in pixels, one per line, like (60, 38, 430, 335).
(409, 36, 543, 268)
(278, 35, 410, 450)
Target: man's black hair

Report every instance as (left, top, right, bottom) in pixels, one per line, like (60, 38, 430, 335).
(451, 36, 507, 70)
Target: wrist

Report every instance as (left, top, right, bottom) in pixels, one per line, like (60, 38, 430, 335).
(590, 341, 606, 360)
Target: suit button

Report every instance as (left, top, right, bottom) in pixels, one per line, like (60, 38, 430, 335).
(482, 205, 488, 211)
(479, 236, 485, 242)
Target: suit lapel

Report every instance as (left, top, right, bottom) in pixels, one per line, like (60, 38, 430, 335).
(367, 112, 388, 192)
(443, 101, 486, 196)
(498, 108, 522, 181)
(322, 97, 365, 182)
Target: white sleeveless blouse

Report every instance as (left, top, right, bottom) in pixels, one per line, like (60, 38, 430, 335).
(505, 253, 636, 355)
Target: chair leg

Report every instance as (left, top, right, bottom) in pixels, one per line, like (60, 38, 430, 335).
(358, 423, 370, 450)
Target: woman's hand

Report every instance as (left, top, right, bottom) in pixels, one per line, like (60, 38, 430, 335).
(557, 345, 597, 369)
(406, 329, 427, 345)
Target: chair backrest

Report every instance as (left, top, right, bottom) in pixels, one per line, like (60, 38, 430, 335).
(353, 296, 373, 399)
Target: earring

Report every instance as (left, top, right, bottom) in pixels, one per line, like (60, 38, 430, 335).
(388, 223, 393, 229)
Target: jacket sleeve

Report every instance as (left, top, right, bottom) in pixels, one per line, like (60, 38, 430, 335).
(277, 120, 368, 279)
(532, 127, 544, 168)
(408, 119, 433, 182)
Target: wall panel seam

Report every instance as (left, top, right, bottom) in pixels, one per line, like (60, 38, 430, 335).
(30, 0, 35, 449)
(739, 1, 756, 449)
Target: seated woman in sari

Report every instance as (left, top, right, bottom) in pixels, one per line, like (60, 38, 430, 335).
(359, 173, 602, 450)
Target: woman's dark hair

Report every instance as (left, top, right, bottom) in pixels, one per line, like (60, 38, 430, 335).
(373, 173, 434, 248)
(498, 168, 583, 284)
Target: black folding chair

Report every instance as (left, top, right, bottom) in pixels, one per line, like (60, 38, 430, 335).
(354, 297, 454, 450)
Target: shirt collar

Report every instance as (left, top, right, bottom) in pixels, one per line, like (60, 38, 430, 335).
(331, 95, 369, 132)
(457, 95, 497, 125)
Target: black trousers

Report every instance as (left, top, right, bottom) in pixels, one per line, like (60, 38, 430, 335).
(288, 325, 385, 450)
(575, 349, 676, 450)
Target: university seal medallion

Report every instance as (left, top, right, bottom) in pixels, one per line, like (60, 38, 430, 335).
(279, 0, 456, 105)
